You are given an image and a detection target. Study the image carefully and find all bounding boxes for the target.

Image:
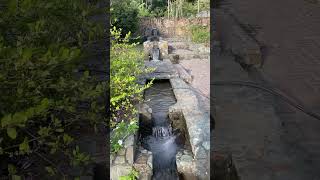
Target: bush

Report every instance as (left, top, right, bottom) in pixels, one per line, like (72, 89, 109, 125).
(0, 0, 106, 178)
(189, 25, 210, 44)
(110, 27, 153, 154)
(111, 0, 140, 36)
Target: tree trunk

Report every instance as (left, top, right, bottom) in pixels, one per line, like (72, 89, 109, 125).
(168, 0, 170, 19)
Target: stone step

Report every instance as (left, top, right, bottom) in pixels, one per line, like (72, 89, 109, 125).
(171, 49, 209, 60)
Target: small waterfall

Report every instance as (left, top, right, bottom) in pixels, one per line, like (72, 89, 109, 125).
(152, 125, 173, 138)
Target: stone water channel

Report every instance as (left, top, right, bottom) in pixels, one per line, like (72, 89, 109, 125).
(141, 80, 179, 180)
(111, 28, 210, 180)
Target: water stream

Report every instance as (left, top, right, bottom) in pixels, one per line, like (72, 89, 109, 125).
(142, 81, 179, 180)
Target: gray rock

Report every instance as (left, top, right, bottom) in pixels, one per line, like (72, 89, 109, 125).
(139, 173, 152, 180)
(191, 137, 202, 146)
(181, 154, 193, 162)
(134, 154, 152, 174)
(176, 151, 183, 158)
(183, 150, 191, 155)
(194, 146, 207, 159)
(202, 141, 210, 151)
(174, 64, 193, 84)
(169, 54, 180, 64)
(118, 148, 125, 156)
(110, 154, 115, 164)
(176, 155, 194, 174)
(140, 103, 152, 121)
(147, 154, 153, 169)
(126, 146, 135, 164)
(110, 165, 132, 180)
(114, 155, 126, 165)
(124, 135, 134, 148)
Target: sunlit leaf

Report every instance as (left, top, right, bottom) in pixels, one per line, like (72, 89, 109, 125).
(7, 127, 17, 139)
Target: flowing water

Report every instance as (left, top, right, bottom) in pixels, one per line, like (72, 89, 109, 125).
(142, 81, 179, 180)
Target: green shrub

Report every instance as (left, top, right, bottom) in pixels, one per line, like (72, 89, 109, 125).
(119, 168, 139, 180)
(0, 0, 105, 178)
(110, 27, 154, 154)
(111, 0, 140, 36)
(189, 25, 210, 44)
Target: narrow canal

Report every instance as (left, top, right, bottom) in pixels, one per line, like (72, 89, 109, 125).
(142, 80, 179, 180)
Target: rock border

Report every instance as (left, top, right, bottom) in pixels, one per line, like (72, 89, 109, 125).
(169, 78, 210, 179)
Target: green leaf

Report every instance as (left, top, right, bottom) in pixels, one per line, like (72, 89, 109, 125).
(38, 127, 50, 137)
(22, 48, 33, 61)
(56, 128, 64, 133)
(7, 127, 17, 139)
(8, 164, 16, 175)
(61, 47, 70, 59)
(83, 71, 89, 77)
(0, 147, 3, 155)
(7, 0, 17, 14)
(19, 138, 30, 154)
(45, 166, 56, 176)
(63, 134, 74, 144)
(12, 112, 28, 126)
(1, 114, 12, 128)
(12, 175, 21, 180)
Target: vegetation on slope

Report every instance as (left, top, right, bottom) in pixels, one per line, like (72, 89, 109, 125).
(0, 0, 106, 178)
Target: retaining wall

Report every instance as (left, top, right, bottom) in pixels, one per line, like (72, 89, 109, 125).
(138, 17, 210, 38)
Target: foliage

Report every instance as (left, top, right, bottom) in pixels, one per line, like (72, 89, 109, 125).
(189, 25, 210, 44)
(166, 0, 210, 18)
(181, 1, 199, 17)
(110, 27, 154, 154)
(132, 1, 154, 18)
(111, 0, 140, 36)
(0, 0, 106, 178)
(119, 168, 139, 180)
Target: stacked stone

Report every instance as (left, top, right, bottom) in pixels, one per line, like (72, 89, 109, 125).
(133, 148, 153, 180)
(110, 135, 136, 180)
(143, 39, 169, 61)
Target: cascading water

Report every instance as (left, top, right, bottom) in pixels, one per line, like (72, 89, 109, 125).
(142, 81, 179, 180)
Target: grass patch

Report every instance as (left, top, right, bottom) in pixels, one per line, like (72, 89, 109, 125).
(189, 25, 210, 44)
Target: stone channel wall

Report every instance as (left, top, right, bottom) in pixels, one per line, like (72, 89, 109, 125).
(138, 17, 210, 38)
(110, 134, 137, 180)
(110, 105, 154, 180)
(169, 78, 210, 180)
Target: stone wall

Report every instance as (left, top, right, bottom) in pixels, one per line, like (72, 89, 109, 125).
(110, 102, 154, 180)
(169, 78, 210, 180)
(138, 17, 210, 38)
(110, 134, 137, 180)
